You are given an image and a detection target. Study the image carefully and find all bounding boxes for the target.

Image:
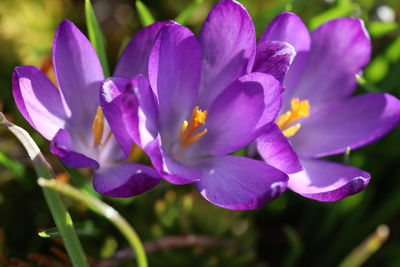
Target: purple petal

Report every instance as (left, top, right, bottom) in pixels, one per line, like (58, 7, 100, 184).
(197, 0, 256, 108)
(257, 123, 301, 174)
(288, 159, 370, 201)
(100, 77, 137, 156)
(255, 74, 284, 129)
(101, 76, 159, 156)
(127, 77, 159, 147)
(193, 73, 272, 156)
(259, 12, 311, 107)
(148, 23, 201, 141)
(253, 41, 296, 83)
(291, 93, 400, 158)
(114, 21, 172, 78)
(93, 162, 160, 198)
(145, 138, 202, 185)
(52, 19, 104, 130)
(12, 66, 69, 140)
(286, 18, 371, 106)
(260, 12, 310, 53)
(195, 155, 288, 210)
(50, 129, 99, 169)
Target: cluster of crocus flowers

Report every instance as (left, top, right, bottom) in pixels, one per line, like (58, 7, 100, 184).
(12, 0, 400, 210)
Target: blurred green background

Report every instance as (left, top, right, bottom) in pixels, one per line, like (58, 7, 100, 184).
(0, 0, 399, 266)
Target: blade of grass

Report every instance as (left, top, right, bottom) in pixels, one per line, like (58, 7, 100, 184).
(85, 0, 110, 76)
(135, 0, 155, 27)
(61, 162, 100, 198)
(39, 225, 98, 238)
(283, 225, 303, 267)
(309, 3, 358, 30)
(0, 113, 88, 267)
(0, 150, 25, 177)
(175, 0, 204, 25)
(338, 225, 389, 267)
(38, 178, 148, 267)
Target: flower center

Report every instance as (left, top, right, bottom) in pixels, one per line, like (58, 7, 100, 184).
(92, 106, 112, 147)
(180, 106, 208, 147)
(277, 98, 310, 138)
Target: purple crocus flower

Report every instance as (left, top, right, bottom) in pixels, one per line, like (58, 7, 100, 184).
(12, 19, 169, 197)
(101, 0, 300, 210)
(256, 12, 400, 201)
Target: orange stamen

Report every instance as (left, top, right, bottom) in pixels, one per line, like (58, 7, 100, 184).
(277, 98, 310, 138)
(92, 107, 105, 147)
(180, 106, 208, 147)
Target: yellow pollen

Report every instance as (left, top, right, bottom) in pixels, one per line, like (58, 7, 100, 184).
(92, 106, 105, 147)
(277, 98, 310, 138)
(180, 106, 208, 147)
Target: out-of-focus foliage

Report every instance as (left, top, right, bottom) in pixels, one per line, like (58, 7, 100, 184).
(0, 0, 72, 65)
(0, 0, 400, 266)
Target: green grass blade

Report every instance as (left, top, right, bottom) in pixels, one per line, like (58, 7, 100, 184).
(0, 150, 25, 177)
(175, 0, 204, 25)
(136, 0, 155, 27)
(85, 0, 110, 76)
(0, 113, 89, 267)
(61, 162, 100, 198)
(309, 3, 358, 30)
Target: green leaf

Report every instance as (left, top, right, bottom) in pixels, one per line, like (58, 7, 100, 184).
(232, 148, 246, 156)
(175, 0, 204, 25)
(368, 21, 398, 38)
(39, 224, 99, 238)
(364, 56, 389, 83)
(355, 74, 380, 92)
(85, 0, 110, 77)
(0, 150, 25, 177)
(338, 225, 390, 267)
(135, 0, 155, 27)
(283, 225, 303, 267)
(0, 113, 89, 267)
(309, 3, 358, 30)
(386, 35, 400, 63)
(38, 178, 149, 267)
(100, 236, 118, 258)
(61, 162, 100, 198)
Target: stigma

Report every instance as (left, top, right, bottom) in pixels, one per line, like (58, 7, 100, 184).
(180, 106, 208, 147)
(277, 98, 310, 138)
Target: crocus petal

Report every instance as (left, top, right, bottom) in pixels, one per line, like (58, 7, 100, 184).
(50, 129, 99, 169)
(101, 76, 159, 156)
(12, 66, 69, 140)
(193, 73, 273, 156)
(128, 77, 159, 147)
(148, 23, 201, 142)
(259, 12, 310, 53)
(257, 123, 301, 174)
(253, 41, 296, 83)
(197, 0, 256, 108)
(100, 77, 137, 156)
(288, 159, 370, 201)
(291, 93, 400, 158)
(114, 21, 172, 78)
(53, 19, 104, 130)
(287, 18, 371, 106)
(195, 155, 288, 210)
(93, 162, 160, 198)
(259, 12, 311, 107)
(145, 138, 202, 185)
